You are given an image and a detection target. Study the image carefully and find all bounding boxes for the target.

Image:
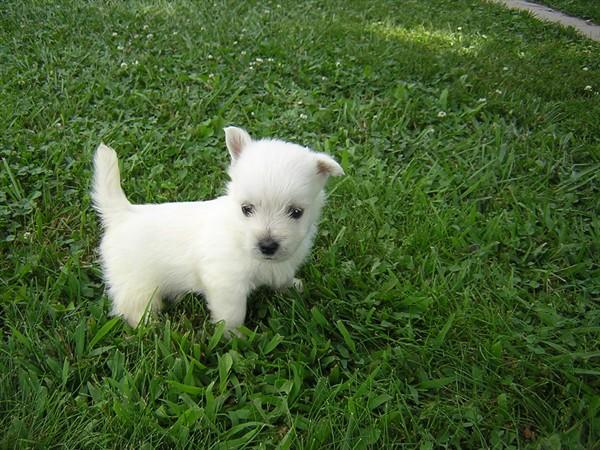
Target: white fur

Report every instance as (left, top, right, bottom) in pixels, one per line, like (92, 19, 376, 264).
(91, 127, 343, 331)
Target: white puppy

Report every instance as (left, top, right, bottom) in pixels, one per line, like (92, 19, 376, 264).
(92, 127, 343, 331)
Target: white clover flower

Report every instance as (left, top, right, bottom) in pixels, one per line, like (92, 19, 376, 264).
(117, 45, 124, 50)
(437, 111, 447, 118)
(267, 57, 274, 62)
(208, 73, 215, 78)
(172, 31, 178, 36)
(582, 67, 589, 71)
(255, 57, 263, 63)
(241, 50, 247, 55)
(503, 66, 509, 71)
(478, 97, 487, 102)
(300, 113, 308, 120)
(143, 25, 149, 30)
(112, 32, 118, 37)
(335, 61, 341, 67)
(208, 54, 213, 59)
(133, 60, 139, 65)
(584, 85, 592, 91)
(321, 76, 327, 81)
(233, 40, 238, 45)
(457, 26, 462, 31)
(495, 89, 503, 95)
(120, 62, 128, 68)
(147, 33, 153, 39)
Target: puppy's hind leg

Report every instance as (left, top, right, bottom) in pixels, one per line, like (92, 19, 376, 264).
(109, 284, 163, 327)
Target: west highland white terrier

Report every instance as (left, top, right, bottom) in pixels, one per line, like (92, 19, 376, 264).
(92, 127, 343, 331)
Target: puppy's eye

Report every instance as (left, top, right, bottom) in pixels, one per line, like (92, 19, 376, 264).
(241, 204, 255, 217)
(288, 207, 304, 220)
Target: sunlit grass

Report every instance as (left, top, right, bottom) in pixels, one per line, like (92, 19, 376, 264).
(367, 21, 484, 55)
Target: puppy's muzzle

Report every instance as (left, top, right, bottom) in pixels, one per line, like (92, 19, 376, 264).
(258, 238, 280, 256)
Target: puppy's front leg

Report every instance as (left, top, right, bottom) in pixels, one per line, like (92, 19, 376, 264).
(204, 285, 249, 333)
(277, 277, 304, 293)
(290, 277, 304, 292)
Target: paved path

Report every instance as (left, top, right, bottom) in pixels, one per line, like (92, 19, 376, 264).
(490, 0, 600, 41)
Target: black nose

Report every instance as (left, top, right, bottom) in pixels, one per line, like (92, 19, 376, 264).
(258, 238, 279, 256)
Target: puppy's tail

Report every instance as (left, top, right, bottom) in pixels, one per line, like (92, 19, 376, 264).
(92, 143, 131, 227)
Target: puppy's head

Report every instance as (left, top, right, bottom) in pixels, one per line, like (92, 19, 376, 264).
(224, 126, 343, 261)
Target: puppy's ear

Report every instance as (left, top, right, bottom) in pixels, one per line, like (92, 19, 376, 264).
(224, 126, 252, 161)
(316, 153, 344, 177)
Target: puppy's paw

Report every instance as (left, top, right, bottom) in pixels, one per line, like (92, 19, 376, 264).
(291, 277, 304, 293)
(275, 277, 304, 293)
(224, 328, 242, 339)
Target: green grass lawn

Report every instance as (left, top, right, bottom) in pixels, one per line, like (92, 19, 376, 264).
(536, 0, 600, 24)
(1, 0, 599, 448)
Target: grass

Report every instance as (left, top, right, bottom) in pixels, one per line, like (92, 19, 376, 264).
(1, 0, 599, 448)
(535, 0, 600, 24)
